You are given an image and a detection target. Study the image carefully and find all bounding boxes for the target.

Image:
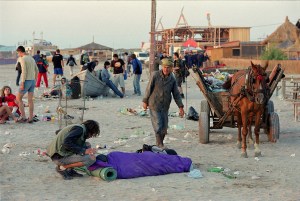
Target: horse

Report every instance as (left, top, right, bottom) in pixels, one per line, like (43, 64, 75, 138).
(225, 61, 270, 158)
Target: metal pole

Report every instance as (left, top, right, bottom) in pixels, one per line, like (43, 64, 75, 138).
(149, 0, 156, 75)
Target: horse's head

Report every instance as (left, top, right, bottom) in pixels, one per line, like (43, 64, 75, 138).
(249, 61, 269, 104)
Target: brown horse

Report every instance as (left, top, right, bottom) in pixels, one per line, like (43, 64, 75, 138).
(228, 61, 269, 158)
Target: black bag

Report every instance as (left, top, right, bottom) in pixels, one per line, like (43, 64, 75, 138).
(69, 76, 81, 99)
(136, 144, 177, 155)
(69, 59, 75, 66)
(186, 106, 199, 121)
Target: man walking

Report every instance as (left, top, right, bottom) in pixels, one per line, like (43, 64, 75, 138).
(66, 54, 77, 76)
(173, 52, 185, 98)
(52, 49, 64, 86)
(131, 54, 142, 96)
(143, 58, 184, 148)
(16, 46, 38, 123)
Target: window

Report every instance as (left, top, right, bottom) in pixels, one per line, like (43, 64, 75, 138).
(232, 49, 240, 56)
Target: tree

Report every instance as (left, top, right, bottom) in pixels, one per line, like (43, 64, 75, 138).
(260, 46, 288, 60)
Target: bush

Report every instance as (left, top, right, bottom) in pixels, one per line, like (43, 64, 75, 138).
(260, 46, 288, 60)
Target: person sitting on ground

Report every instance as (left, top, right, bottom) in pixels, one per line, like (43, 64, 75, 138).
(0, 86, 20, 117)
(100, 61, 124, 98)
(46, 120, 100, 180)
(0, 96, 18, 124)
(50, 76, 72, 99)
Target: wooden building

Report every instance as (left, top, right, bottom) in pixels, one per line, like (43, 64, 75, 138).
(153, 11, 250, 54)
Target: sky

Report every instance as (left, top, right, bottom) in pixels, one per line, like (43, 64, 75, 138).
(0, 0, 299, 49)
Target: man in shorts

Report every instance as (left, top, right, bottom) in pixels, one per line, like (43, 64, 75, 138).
(16, 46, 39, 123)
(111, 54, 126, 95)
(52, 49, 64, 86)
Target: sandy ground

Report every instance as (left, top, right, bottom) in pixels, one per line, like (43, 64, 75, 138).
(0, 62, 299, 201)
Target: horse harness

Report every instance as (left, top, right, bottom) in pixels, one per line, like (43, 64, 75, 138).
(229, 68, 269, 103)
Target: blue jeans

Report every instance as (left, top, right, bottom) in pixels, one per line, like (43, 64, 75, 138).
(133, 74, 141, 95)
(106, 80, 124, 98)
(149, 110, 168, 136)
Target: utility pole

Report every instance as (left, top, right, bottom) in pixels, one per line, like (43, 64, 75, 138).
(149, 0, 156, 74)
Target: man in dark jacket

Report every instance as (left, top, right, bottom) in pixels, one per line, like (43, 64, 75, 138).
(66, 55, 77, 76)
(143, 58, 184, 148)
(47, 120, 100, 180)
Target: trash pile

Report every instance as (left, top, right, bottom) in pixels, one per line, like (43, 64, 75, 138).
(203, 69, 232, 92)
(119, 106, 148, 117)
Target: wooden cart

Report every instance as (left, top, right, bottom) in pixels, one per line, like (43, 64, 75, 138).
(192, 64, 285, 144)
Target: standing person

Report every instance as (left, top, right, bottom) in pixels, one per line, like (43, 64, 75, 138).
(142, 58, 184, 148)
(66, 54, 77, 76)
(153, 53, 161, 71)
(126, 53, 132, 77)
(15, 58, 22, 86)
(80, 50, 90, 69)
(100, 61, 124, 98)
(46, 120, 100, 180)
(160, 51, 168, 60)
(16, 45, 38, 123)
(32, 50, 41, 62)
(173, 52, 185, 98)
(122, 52, 129, 75)
(111, 54, 126, 95)
(52, 49, 64, 86)
(131, 54, 142, 96)
(36, 54, 49, 89)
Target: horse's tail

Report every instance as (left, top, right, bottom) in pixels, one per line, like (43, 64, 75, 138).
(223, 77, 232, 89)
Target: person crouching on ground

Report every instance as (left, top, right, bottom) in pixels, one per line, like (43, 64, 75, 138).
(101, 61, 124, 98)
(142, 58, 184, 148)
(46, 120, 100, 180)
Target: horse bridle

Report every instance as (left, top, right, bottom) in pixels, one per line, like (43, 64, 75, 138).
(230, 68, 268, 103)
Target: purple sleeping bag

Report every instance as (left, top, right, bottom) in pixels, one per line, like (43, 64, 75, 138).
(88, 151, 192, 179)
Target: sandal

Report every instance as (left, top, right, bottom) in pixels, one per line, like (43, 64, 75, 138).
(17, 117, 27, 123)
(27, 119, 34, 124)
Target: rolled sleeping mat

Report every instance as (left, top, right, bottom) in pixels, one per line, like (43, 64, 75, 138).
(75, 166, 117, 181)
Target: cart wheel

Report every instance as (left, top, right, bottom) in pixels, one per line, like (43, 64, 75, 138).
(199, 112, 209, 144)
(200, 100, 210, 132)
(268, 100, 274, 113)
(267, 112, 280, 142)
(200, 100, 210, 113)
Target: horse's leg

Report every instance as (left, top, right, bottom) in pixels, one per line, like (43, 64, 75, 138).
(254, 111, 262, 157)
(236, 113, 242, 149)
(240, 109, 248, 158)
(248, 115, 254, 149)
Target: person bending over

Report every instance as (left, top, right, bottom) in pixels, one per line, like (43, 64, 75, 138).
(47, 120, 100, 180)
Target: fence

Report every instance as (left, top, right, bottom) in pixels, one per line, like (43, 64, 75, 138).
(219, 58, 300, 74)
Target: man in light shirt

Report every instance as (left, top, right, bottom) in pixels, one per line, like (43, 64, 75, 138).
(16, 46, 38, 123)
